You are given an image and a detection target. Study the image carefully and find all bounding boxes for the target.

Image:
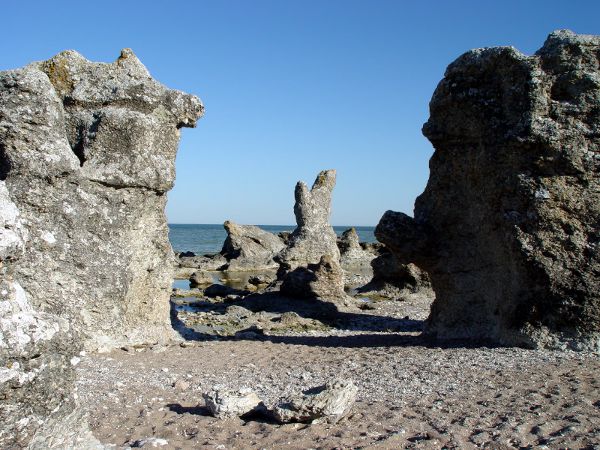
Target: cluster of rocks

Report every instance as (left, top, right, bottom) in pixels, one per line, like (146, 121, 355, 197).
(3, 28, 599, 449)
(176, 169, 429, 308)
(377, 30, 600, 351)
(202, 379, 358, 424)
(0, 50, 203, 448)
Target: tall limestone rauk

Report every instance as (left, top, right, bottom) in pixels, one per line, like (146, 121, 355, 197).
(377, 30, 599, 351)
(0, 50, 203, 447)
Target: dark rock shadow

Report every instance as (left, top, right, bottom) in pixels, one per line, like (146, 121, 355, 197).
(166, 403, 212, 416)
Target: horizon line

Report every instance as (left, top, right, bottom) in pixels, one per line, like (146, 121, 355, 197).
(168, 223, 377, 228)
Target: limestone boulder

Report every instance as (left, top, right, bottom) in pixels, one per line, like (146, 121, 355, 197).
(338, 227, 377, 270)
(273, 379, 358, 424)
(203, 388, 264, 419)
(221, 221, 285, 271)
(360, 249, 432, 299)
(280, 255, 348, 305)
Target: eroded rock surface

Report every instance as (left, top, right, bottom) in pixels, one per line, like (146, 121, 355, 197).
(359, 249, 432, 299)
(280, 255, 348, 305)
(0, 49, 203, 351)
(221, 221, 285, 271)
(273, 379, 358, 424)
(0, 182, 102, 449)
(203, 388, 264, 419)
(0, 50, 202, 447)
(338, 227, 378, 270)
(377, 30, 600, 351)
(276, 170, 340, 273)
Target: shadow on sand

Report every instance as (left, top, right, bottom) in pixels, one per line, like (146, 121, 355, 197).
(170, 291, 503, 350)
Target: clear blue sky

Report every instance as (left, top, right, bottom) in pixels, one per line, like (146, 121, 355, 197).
(2, 1, 598, 225)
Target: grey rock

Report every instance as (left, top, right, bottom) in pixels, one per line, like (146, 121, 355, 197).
(189, 271, 213, 287)
(338, 227, 377, 270)
(273, 379, 358, 424)
(359, 250, 432, 299)
(0, 182, 101, 449)
(178, 253, 227, 271)
(377, 30, 600, 351)
(203, 387, 264, 419)
(221, 221, 285, 271)
(281, 255, 348, 304)
(1, 49, 203, 352)
(0, 49, 202, 447)
(276, 170, 341, 274)
(203, 284, 247, 298)
(248, 273, 277, 286)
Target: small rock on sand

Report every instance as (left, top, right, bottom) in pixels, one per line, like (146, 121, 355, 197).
(203, 387, 264, 419)
(273, 379, 358, 424)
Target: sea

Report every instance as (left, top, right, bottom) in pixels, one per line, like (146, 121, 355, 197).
(168, 224, 377, 255)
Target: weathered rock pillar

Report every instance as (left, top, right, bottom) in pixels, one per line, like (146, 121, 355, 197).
(0, 49, 203, 447)
(377, 30, 600, 351)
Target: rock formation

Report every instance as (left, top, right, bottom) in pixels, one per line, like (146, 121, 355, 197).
(276, 170, 348, 303)
(0, 50, 202, 446)
(280, 255, 348, 304)
(359, 249, 432, 299)
(377, 30, 599, 351)
(221, 221, 285, 271)
(276, 170, 341, 273)
(176, 253, 228, 276)
(0, 49, 203, 351)
(338, 227, 378, 270)
(203, 388, 264, 419)
(273, 379, 358, 424)
(189, 271, 213, 287)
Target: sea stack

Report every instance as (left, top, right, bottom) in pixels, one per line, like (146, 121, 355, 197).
(277, 170, 347, 303)
(376, 30, 600, 351)
(276, 169, 341, 273)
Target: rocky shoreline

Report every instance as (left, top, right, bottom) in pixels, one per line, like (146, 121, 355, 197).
(1, 30, 599, 448)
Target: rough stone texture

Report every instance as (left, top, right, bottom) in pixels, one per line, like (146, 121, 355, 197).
(203, 388, 264, 419)
(359, 249, 432, 299)
(177, 253, 227, 271)
(273, 379, 358, 424)
(0, 49, 203, 352)
(338, 227, 378, 270)
(377, 30, 600, 351)
(0, 182, 102, 449)
(221, 221, 285, 271)
(1, 50, 202, 448)
(280, 255, 348, 305)
(189, 271, 213, 287)
(276, 170, 340, 274)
